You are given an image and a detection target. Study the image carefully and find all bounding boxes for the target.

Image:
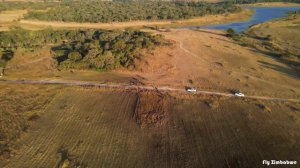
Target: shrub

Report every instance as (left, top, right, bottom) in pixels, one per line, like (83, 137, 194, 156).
(226, 28, 236, 37)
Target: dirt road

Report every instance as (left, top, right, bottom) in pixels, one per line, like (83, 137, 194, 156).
(1, 79, 299, 102)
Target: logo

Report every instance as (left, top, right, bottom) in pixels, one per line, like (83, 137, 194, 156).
(262, 160, 297, 166)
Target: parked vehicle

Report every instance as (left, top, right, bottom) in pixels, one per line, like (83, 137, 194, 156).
(234, 92, 245, 97)
(186, 87, 197, 93)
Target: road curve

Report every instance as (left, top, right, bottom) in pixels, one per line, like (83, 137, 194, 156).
(0, 79, 299, 103)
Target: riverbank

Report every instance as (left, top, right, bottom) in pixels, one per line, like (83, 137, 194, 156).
(197, 6, 300, 33)
(238, 13, 300, 71)
(242, 2, 300, 7)
(1, 8, 253, 31)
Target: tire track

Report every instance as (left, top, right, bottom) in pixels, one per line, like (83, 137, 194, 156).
(109, 92, 131, 167)
(77, 92, 114, 167)
(100, 91, 128, 167)
(33, 101, 82, 167)
(71, 92, 108, 167)
(4, 91, 67, 168)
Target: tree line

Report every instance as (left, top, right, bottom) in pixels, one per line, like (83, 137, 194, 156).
(0, 1, 54, 12)
(24, 1, 241, 23)
(1, 0, 299, 14)
(0, 27, 171, 70)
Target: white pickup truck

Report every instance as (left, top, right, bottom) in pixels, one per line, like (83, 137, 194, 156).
(186, 87, 197, 93)
(234, 92, 245, 97)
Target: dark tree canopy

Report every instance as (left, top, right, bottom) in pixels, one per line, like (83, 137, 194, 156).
(24, 1, 241, 23)
(53, 29, 172, 70)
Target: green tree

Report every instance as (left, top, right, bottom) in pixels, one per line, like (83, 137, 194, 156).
(68, 51, 82, 62)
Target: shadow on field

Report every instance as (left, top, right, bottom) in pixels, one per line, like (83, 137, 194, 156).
(193, 29, 239, 44)
(257, 60, 300, 79)
(194, 29, 225, 36)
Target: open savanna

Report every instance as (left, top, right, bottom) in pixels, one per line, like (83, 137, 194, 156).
(0, 86, 299, 167)
(4, 27, 299, 100)
(147, 29, 300, 99)
(0, 8, 252, 31)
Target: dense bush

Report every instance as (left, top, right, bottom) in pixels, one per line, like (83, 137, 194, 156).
(53, 29, 172, 70)
(0, 28, 171, 70)
(24, 1, 241, 23)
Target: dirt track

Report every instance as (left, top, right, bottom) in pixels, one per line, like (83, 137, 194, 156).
(1, 79, 299, 103)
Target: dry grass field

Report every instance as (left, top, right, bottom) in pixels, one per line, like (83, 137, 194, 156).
(0, 84, 60, 159)
(0, 87, 299, 167)
(117, 28, 299, 99)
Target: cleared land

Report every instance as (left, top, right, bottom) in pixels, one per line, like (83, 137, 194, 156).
(0, 87, 299, 167)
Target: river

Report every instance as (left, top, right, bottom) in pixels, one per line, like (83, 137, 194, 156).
(182, 6, 300, 32)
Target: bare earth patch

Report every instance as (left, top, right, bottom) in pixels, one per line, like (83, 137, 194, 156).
(134, 91, 169, 128)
